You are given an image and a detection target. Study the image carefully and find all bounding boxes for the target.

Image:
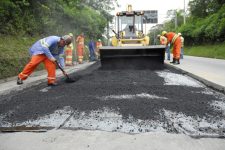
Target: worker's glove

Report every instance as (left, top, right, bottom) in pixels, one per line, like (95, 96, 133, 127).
(50, 57, 56, 62)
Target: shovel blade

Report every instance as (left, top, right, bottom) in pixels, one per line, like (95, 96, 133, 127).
(65, 77, 76, 83)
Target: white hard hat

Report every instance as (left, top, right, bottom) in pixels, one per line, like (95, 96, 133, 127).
(62, 35, 72, 45)
(178, 33, 182, 36)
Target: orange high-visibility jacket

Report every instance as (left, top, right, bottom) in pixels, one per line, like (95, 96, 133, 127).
(76, 35, 84, 56)
(76, 35, 84, 47)
(165, 32, 181, 59)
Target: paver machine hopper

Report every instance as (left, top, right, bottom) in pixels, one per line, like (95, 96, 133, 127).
(100, 5, 165, 69)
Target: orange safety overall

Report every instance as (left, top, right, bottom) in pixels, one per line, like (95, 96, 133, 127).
(95, 41, 102, 59)
(76, 35, 84, 64)
(18, 54, 56, 84)
(65, 43, 73, 66)
(165, 32, 181, 59)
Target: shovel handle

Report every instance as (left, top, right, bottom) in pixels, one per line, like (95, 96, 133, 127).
(55, 60, 75, 83)
(55, 61, 67, 75)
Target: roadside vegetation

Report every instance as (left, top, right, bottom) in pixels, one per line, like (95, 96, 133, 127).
(185, 42, 225, 59)
(0, 0, 117, 79)
(149, 0, 225, 55)
(0, 36, 38, 79)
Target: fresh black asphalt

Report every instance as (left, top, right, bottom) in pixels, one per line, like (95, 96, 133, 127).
(0, 62, 224, 135)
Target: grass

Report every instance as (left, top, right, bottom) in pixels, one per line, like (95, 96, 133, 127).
(0, 35, 40, 79)
(184, 42, 225, 59)
(0, 35, 90, 79)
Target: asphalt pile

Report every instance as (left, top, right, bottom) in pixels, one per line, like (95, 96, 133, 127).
(0, 63, 225, 137)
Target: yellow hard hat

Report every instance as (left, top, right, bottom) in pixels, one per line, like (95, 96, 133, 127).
(162, 31, 167, 36)
(69, 33, 73, 37)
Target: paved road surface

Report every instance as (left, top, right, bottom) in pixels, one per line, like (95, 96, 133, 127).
(165, 55, 225, 92)
(0, 57, 225, 150)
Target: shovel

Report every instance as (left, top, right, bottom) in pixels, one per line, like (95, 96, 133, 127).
(55, 61, 76, 83)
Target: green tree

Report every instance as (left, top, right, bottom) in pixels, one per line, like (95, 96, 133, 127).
(0, 0, 117, 38)
(189, 0, 225, 18)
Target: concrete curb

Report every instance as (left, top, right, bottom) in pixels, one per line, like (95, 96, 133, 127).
(165, 63, 225, 94)
(0, 70, 47, 84)
(0, 61, 96, 96)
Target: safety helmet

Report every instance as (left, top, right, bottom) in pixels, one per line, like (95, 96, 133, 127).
(62, 35, 72, 45)
(162, 31, 167, 36)
(157, 34, 161, 38)
(98, 39, 101, 41)
(69, 33, 73, 37)
(178, 33, 182, 36)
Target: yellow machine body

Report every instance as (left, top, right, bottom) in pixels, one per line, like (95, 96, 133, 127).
(100, 5, 165, 69)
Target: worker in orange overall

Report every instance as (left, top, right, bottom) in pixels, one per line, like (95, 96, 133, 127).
(178, 33, 184, 59)
(65, 33, 74, 66)
(76, 33, 85, 64)
(95, 39, 102, 60)
(162, 31, 181, 64)
(17, 35, 72, 86)
(157, 34, 170, 60)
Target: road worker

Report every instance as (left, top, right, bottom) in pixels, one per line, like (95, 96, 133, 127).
(96, 39, 102, 59)
(76, 33, 85, 64)
(17, 35, 72, 86)
(88, 39, 96, 61)
(157, 34, 170, 60)
(65, 33, 74, 66)
(162, 31, 181, 64)
(178, 33, 184, 59)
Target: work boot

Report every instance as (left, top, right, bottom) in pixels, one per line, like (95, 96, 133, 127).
(17, 77, 23, 85)
(174, 59, 180, 65)
(170, 58, 175, 64)
(177, 59, 180, 64)
(47, 82, 58, 86)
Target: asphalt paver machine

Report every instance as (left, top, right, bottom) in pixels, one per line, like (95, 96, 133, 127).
(100, 5, 165, 69)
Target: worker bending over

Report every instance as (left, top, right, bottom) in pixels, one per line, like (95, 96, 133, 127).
(17, 35, 72, 86)
(162, 31, 181, 64)
(157, 34, 170, 60)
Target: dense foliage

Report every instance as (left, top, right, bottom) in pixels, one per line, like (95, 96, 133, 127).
(149, 0, 225, 45)
(0, 0, 117, 39)
(0, 0, 118, 79)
